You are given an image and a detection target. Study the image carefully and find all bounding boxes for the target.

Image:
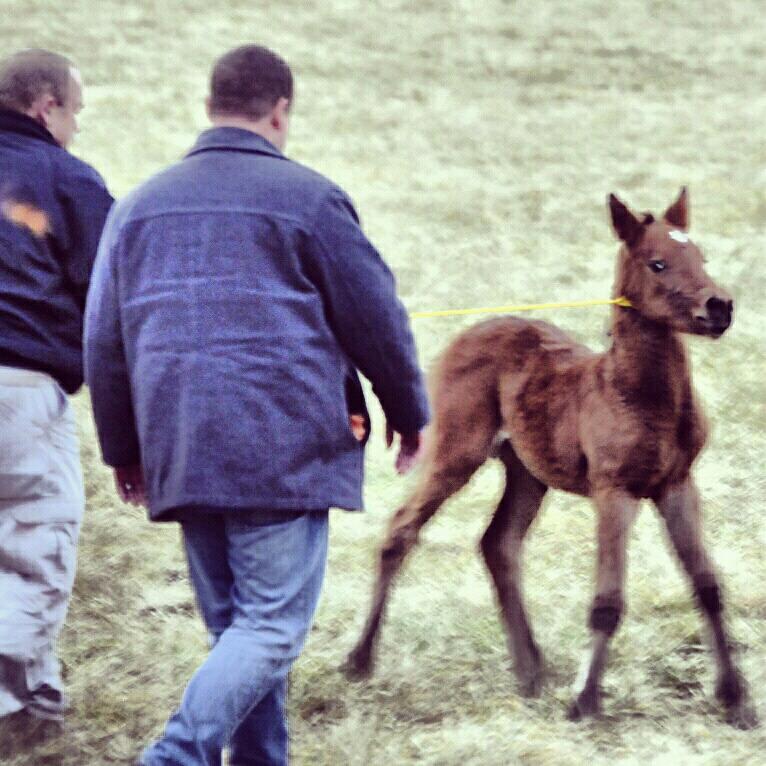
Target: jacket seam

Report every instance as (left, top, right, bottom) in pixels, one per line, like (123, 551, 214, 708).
(118, 207, 309, 228)
(307, 190, 421, 407)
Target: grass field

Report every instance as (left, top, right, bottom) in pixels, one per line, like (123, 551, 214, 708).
(3, 1, 765, 763)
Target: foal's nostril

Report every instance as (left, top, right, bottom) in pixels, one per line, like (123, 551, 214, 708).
(706, 297, 732, 327)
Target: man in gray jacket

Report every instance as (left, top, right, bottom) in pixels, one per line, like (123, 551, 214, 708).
(85, 45, 428, 765)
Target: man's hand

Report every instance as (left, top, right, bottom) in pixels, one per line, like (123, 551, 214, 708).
(114, 464, 147, 506)
(385, 423, 424, 475)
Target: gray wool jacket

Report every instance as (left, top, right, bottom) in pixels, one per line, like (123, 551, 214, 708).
(84, 128, 429, 521)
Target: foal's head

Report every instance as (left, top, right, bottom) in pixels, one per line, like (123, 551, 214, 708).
(609, 188, 733, 338)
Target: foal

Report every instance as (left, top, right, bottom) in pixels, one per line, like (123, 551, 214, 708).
(346, 189, 754, 726)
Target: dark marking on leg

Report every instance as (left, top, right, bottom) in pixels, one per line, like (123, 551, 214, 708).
(693, 574, 722, 616)
(589, 604, 622, 636)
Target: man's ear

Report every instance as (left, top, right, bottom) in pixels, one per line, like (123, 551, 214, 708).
(270, 97, 290, 130)
(608, 193, 643, 245)
(26, 92, 57, 128)
(663, 187, 689, 231)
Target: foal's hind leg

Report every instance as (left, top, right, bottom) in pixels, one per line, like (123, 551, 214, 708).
(569, 488, 639, 720)
(480, 442, 547, 697)
(344, 451, 488, 678)
(655, 478, 756, 729)
(345, 353, 500, 679)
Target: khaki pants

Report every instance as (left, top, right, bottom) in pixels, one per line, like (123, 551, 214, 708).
(0, 366, 84, 719)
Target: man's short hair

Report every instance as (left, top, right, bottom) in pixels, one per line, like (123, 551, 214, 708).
(209, 45, 293, 120)
(0, 49, 73, 112)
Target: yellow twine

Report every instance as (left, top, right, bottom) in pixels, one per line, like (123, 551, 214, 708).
(410, 296, 632, 319)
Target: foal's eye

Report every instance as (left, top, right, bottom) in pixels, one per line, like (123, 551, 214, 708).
(648, 260, 666, 273)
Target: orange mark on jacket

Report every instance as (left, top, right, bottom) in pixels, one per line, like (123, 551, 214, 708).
(350, 414, 367, 442)
(1, 200, 51, 238)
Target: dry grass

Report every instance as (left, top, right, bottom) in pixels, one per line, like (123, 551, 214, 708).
(2, 1, 765, 763)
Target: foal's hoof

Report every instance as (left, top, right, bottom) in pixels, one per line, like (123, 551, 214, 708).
(725, 703, 759, 730)
(518, 675, 543, 699)
(342, 646, 375, 681)
(715, 671, 758, 728)
(517, 666, 544, 698)
(514, 639, 544, 697)
(567, 688, 601, 722)
(715, 671, 744, 709)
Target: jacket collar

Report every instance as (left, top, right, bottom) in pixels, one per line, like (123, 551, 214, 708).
(186, 127, 285, 160)
(0, 108, 59, 147)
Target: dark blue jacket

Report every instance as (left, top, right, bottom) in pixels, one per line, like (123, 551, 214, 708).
(0, 109, 113, 392)
(84, 128, 429, 520)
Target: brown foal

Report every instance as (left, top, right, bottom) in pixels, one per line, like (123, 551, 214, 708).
(346, 189, 755, 727)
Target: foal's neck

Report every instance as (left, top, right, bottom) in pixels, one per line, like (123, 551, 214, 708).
(606, 308, 689, 409)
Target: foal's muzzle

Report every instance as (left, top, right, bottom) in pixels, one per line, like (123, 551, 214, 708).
(696, 296, 733, 337)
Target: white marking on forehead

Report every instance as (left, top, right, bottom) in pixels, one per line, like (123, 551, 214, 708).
(668, 230, 688, 243)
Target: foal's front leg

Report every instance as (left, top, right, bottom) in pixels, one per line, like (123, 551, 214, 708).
(568, 488, 639, 720)
(655, 479, 756, 728)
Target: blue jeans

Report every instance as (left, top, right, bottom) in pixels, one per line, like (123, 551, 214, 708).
(141, 509, 329, 766)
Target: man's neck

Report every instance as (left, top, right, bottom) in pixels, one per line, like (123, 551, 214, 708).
(0, 107, 58, 146)
(209, 116, 281, 150)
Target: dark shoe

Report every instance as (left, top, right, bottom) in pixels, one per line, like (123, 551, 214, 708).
(0, 708, 64, 757)
(0, 709, 28, 757)
(24, 711, 65, 740)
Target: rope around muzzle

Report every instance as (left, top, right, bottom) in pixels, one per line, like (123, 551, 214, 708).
(409, 296, 633, 319)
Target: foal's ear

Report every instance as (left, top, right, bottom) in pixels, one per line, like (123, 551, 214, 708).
(662, 187, 689, 230)
(608, 193, 642, 245)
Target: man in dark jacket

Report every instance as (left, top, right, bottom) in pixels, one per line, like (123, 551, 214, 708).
(0, 49, 113, 725)
(84, 45, 429, 765)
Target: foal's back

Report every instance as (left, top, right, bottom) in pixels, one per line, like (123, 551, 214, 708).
(430, 316, 597, 495)
(432, 310, 707, 500)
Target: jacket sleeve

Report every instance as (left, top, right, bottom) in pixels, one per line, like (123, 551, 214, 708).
(306, 188, 430, 434)
(83, 203, 141, 467)
(59, 163, 114, 308)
